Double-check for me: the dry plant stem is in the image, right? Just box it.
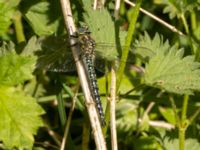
[110,65,118,150]
[60,87,79,150]
[93,0,98,9]
[59,0,106,150]
[138,119,175,130]
[139,102,155,127]
[93,0,105,9]
[47,128,61,146]
[114,0,121,19]
[144,102,155,115]
[34,141,59,149]
[124,0,184,36]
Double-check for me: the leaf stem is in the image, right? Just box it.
[169,95,190,150]
[60,84,79,150]
[13,11,26,43]
[179,95,189,150]
[181,95,189,122]
[189,107,200,123]
[180,14,189,34]
[179,127,185,150]
[57,91,67,128]
[116,0,142,91]
[169,95,180,126]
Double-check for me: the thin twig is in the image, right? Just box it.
[189,107,200,125]
[110,62,118,150]
[114,0,121,19]
[169,95,180,126]
[35,141,59,149]
[124,0,184,36]
[60,85,79,150]
[139,102,155,127]
[144,102,155,116]
[138,119,175,130]
[47,128,61,146]
[59,0,106,149]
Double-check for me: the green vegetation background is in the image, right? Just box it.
[0,0,200,149]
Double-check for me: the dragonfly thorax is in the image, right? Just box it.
[79,34,96,56]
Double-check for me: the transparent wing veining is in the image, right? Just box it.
[35,36,154,73]
[35,36,77,72]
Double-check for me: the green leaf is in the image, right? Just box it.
[134,136,163,150]
[116,100,138,133]
[21,36,41,56]
[82,0,126,61]
[0,86,44,149]
[162,0,198,19]
[0,41,15,56]
[21,0,63,36]
[136,32,200,95]
[133,32,170,61]
[145,47,200,95]
[0,0,21,36]
[164,138,200,150]
[0,52,36,86]
[158,106,176,125]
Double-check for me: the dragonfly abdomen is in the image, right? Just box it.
[85,55,106,126]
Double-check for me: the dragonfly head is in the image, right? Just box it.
[78,26,91,35]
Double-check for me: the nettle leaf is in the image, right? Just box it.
[164,138,200,150]
[0,41,15,56]
[0,86,44,149]
[162,0,198,19]
[0,0,21,36]
[21,0,63,36]
[138,33,200,95]
[0,52,36,86]
[82,0,126,61]
[21,36,41,56]
[133,32,170,61]
[116,100,138,133]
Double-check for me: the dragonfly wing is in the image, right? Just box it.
[36,49,76,72]
[35,36,77,72]
[95,43,119,61]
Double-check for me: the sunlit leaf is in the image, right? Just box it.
[0,41,15,56]
[164,138,200,150]
[158,107,176,125]
[162,0,198,19]
[133,32,170,61]
[0,0,21,36]
[136,32,200,95]
[116,100,138,133]
[0,86,44,149]
[145,46,200,95]
[0,52,36,86]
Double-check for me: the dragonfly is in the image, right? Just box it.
[36,27,116,126]
[35,27,150,126]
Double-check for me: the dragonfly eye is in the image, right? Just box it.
[78,26,91,35]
